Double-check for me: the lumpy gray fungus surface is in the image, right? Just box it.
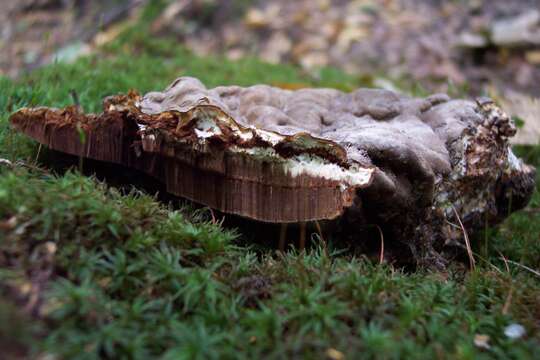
[140,77,535,267]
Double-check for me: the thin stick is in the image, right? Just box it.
[452,206,476,271]
[314,220,328,257]
[498,252,513,315]
[522,207,540,214]
[498,251,510,273]
[375,225,384,265]
[14,160,49,174]
[502,287,513,316]
[299,222,306,251]
[34,143,42,164]
[209,207,217,224]
[278,223,287,252]
[218,215,226,227]
[314,220,324,243]
[503,258,540,278]
[472,251,504,275]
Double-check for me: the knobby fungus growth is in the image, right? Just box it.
[10,77,535,268]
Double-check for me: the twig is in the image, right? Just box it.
[444,219,462,230]
[374,224,384,265]
[502,284,514,316]
[472,252,504,275]
[314,220,325,244]
[218,215,226,227]
[209,207,217,224]
[1,158,50,175]
[314,220,328,257]
[14,160,49,174]
[498,251,510,273]
[34,143,42,164]
[498,251,513,315]
[521,207,540,214]
[452,206,476,271]
[503,258,540,278]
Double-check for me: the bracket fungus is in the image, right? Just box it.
[10,77,535,267]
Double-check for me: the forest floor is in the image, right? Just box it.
[1,2,539,359]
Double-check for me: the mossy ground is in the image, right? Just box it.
[1,5,539,359]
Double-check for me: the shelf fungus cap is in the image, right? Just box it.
[9,76,535,263]
[10,78,379,223]
[134,80,377,222]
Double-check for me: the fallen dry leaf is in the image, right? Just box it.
[326,348,345,360]
[474,334,491,349]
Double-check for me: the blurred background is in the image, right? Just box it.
[2,0,539,142]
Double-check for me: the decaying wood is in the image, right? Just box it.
[10,77,535,267]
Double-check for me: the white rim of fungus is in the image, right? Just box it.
[284,153,373,187]
[194,116,222,139]
[137,110,373,189]
[231,146,373,188]
[252,127,283,145]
